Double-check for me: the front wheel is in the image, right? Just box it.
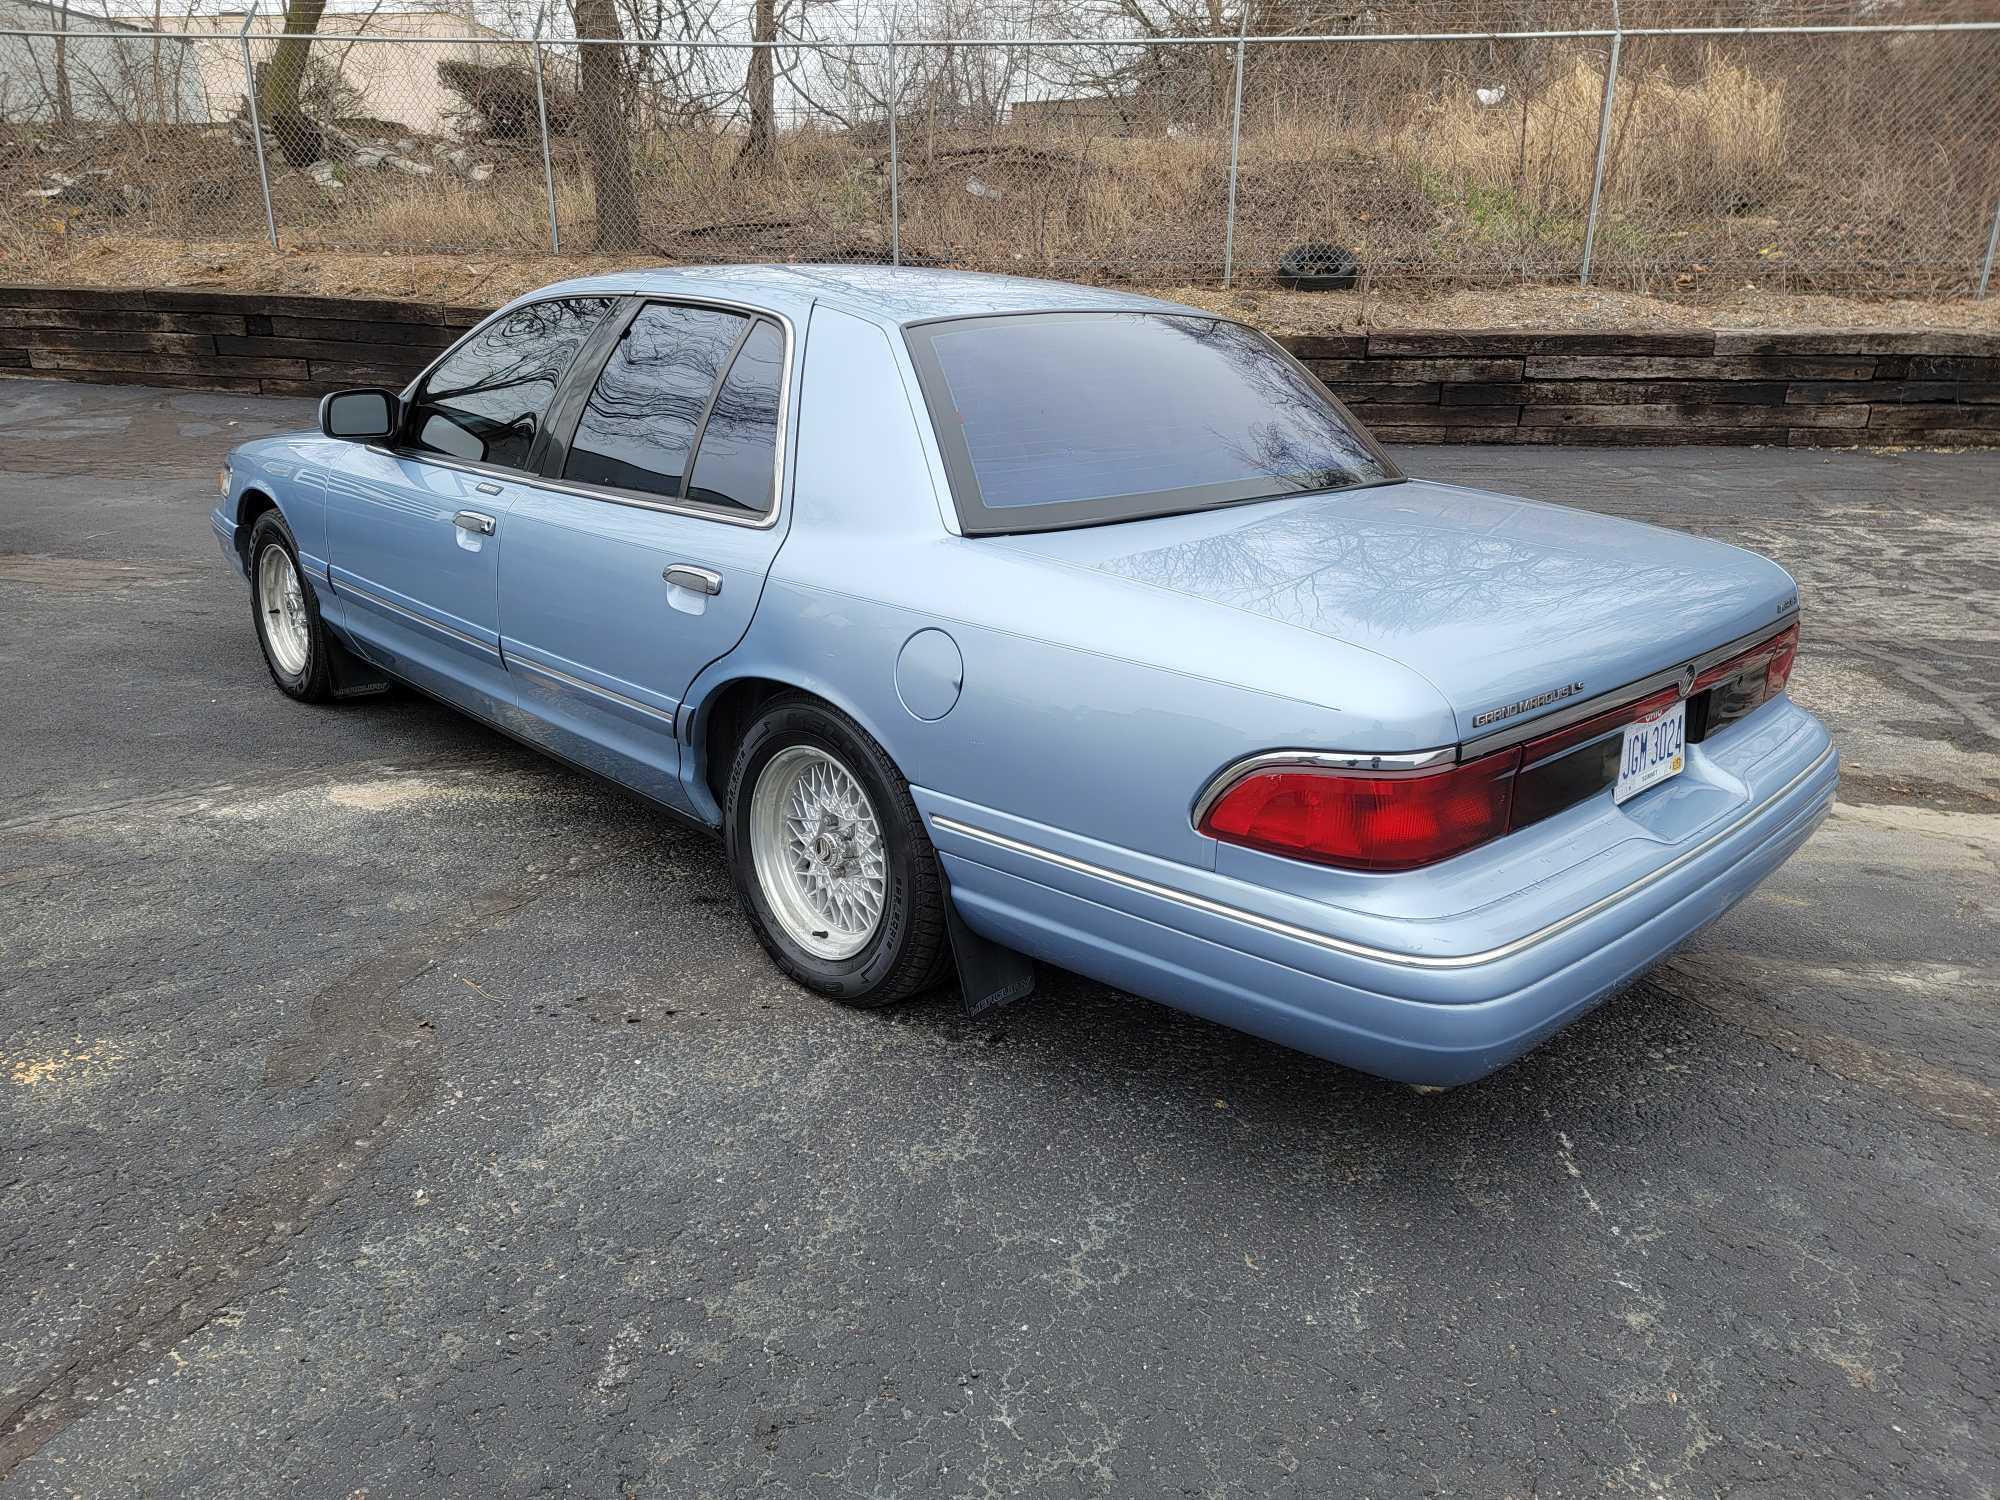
[725,695,950,1007]
[248,510,335,702]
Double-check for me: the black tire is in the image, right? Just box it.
[247,509,336,703]
[725,693,951,1007]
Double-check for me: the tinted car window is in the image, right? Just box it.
[905,312,1396,534]
[685,319,784,515]
[405,297,613,472]
[563,303,749,500]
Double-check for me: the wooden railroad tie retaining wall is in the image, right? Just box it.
[0,286,485,399]
[1287,328,2000,447]
[4,286,1996,448]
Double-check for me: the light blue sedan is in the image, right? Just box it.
[212,266,1836,1085]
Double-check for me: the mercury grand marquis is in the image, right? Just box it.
[212,266,1837,1085]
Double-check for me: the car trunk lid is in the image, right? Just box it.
[989,478,1800,743]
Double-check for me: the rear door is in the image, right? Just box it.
[319,295,615,718]
[496,299,794,810]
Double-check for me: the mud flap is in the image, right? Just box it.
[325,630,392,700]
[943,888,1036,1019]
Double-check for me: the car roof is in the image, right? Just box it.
[499,264,1208,329]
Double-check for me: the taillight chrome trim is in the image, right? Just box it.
[1190,612,1800,842]
[1190,745,1458,827]
[1457,613,1800,761]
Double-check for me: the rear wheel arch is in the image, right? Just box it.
[698,676,790,817]
[694,674,902,818]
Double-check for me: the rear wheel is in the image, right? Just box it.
[725,694,950,1006]
[248,510,335,702]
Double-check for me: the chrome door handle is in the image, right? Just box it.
[453,510,496,535]
[663,565,722,596]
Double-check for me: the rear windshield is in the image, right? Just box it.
[904,311,1397,534]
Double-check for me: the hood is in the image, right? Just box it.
[990,479,1798,742]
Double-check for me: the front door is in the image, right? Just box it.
[319,295,616,720]
[497,302,793,810]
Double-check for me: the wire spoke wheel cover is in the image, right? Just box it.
[749,745,888,960]
[257,543,310,677]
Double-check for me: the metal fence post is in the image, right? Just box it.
[530,13,560,255]
[1579,14,1622,285]
[1222,4,1250,288]
[1979,195,2000,298]
[238,6,278,250]
[887,35,901,268]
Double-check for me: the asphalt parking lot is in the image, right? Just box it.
[2,377,1996,1498]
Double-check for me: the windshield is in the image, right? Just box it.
[904,311,1398,534]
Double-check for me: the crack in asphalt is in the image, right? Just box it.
[0,846,637,1479]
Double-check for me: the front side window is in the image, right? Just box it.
[404,297,613,472]
[562,303,751,503]
[904,312,1397,534]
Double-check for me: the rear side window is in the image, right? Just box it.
[562,303,750,502]
[685,319,785,515]
[404,297,613,472]
[905,311,1396,534]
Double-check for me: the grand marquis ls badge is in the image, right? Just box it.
[1470,681,1587,729]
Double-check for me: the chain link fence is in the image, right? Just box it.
[4,4,1998,296]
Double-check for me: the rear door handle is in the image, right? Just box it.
[664,565,722,596]
[453,510,497,535]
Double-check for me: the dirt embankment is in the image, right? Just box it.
[8,235,2000,334]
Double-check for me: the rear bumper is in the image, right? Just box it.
[923,706,1837,1086]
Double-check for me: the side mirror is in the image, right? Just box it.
[319,387,399,442]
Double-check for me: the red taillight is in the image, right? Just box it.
[1764,627,1798,697]
[1199,753,1520,872]
[1202,622,1802,872]
[1693,622,1798,697]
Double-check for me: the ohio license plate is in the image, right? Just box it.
[1614,699,1687,805]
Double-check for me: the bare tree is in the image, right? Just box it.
[738,0,778,166]
[614,0,741,132]
[259,0,330,164]
[574,0,644,248]
[52,3,76,131]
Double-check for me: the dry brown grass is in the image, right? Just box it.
[1403,50,1786,219]
[312,173,591,255]
[9,232,2000,338]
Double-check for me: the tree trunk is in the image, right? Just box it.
[259,0,329,121]
[52,9,75,133]
[1206,0,1230,126]
[573,0,642,249]
[258,0,329,168]
[737,0,777,169]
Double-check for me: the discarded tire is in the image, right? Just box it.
[1277,242,1361,292]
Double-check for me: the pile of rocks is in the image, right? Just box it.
[20,167,141,214]
[229,117,498,191]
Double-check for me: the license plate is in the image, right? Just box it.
[1614,699,1687,805]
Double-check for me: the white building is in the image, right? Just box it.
[157,8,520,134]
[0,0,209,124]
